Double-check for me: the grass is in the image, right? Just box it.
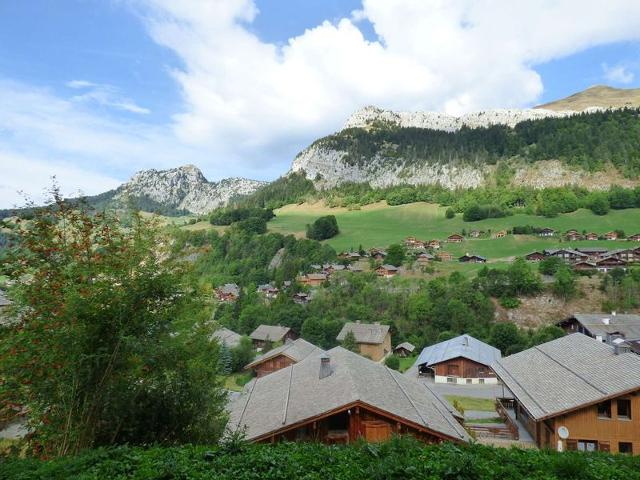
[223,372,253,392]
[466,417,504,424]
[269,201,640,264]
[398,356,417,373]
[445,395,497,412]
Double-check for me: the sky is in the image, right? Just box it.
[1,0,640,208]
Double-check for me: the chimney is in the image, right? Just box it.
[319,353,332,380]
[614,343,630,355]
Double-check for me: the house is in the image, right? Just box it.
[250,325,296,349]
[576,247,608,260]
[244,338,323,378]
[469,230,482,238]
[416,252,434,266]
[369,248,387,261]
[573,260,597,272]
[525,251,546,262]
[293,292,310,305]
[336,322,392,361]
[393,342,416,357]
[227,347,470,444]
[447,233,464,243]
[211,327,242,349]
[544,248,588,263]
[494,230,507,239]
[375,264,398,278]
[257,283,279,300]
[323,264,346,275]
[427,240,441,249]
[298,273,328,287]
[595,256,627,272]
[415,334,501,385]
[216,283,240,302]
[436,251,453,262]
[458,253,486,264]
[607,249,636,263]
[585,232,599,241]
[605,231,618,241]
[347,264,364,272]
[538,228,555,237]
[557,313,640,349]
[492,334,640,453]
[629,234,640,242]
[565,231,581,241]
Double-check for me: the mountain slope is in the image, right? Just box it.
[536,85,640,111]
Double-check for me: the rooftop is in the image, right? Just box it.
[415,334,501,368]
[250,325,292,342]
[565,313,640,340]
[337,322,390,345]
[211,327,242,349]
[245,338,324,370]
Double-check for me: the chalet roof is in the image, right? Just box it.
[447,233,463,239]
[245,338,324,370]
[395,342,416,353]
[459,254,486,261]
[417,253,435,259]
[250,325,292,342]
[257,283,278,292]
[378,264,398,271]
[227,347,469,442]
[416,334,501,368]
[540,227,555,232]
[218,283,240,296]
[544,248,587,257]
[492,334,640,421]
[576,247,608,254]
[211,327,242,348]
[0,290,11,307]
[564,313,640,340]
[305,273,327,281]
[337,322,390,345]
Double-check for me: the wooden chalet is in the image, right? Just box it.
[369,248,387,261]
[557,313,640,349]
[629,234,640,242]
[576,247,608,260]
[494,230,507,239]
[250,325,296,349]
[293,292,310,305]
[573,260,597,272]
[245,338,323,378]
[493,334,640,454]
[525,251,545,262]
[595,256,627,272]
[298,273,328,287]
[393,342,416,357]
[566,231,581,241]
[416,252,434,266]
[544,248,588,263]
[437,251,453,262]
[211,327,242,349]
[227,347,470,445]
[538,227,555,237]
[337,322,391,361]
[607,249,636,263]
[605,231,618,241]
[415,334,500,384]
[447,233,464,243]
[375,264,398,278]
[257,283,279,300]
[404,237,426,249]
[458,253,486,264]
[585,232,599,241]
[216,283,240,302]
[469,230,482,238]
[427,240,441,249]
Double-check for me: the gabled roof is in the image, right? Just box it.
[378,264,398,271]
[492,334,640,421]
[250,325,292,342]
[544,248,587,257]
[211,327,242,348]
[218,283,240,296]
[305,273,327,281]
[0,290,11,307]
[416,334,501,368]
[576,247,608,254]
[245,338,324,370]
[337,322,390,345]
[563,313,640,340]
[395,342,416,353]
[227,347,469,442]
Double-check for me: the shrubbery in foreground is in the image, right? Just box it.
[2,437,640,480]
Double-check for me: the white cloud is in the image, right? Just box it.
[602,63,635,84]
[66,79,151,114]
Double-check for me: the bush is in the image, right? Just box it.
[306,215,339,240]
[445,207,455,219]
[384,355,400,370]
[499,296,520,309]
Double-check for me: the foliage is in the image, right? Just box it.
[490,323,526,355]
[445,207,455,219]
[230,337,255,372]
[341,330,359,352]
[306,215,340,240]
[451,399,465,416]
[462,204,507,222]
[586,192,610,215]
[539,256,564,275]
[385,244,406,267]
[552,266,577,300]
[600,268,640,311]
[210,207,275,226]
[499,296,520,309]
[0,192,227,456]
[474,259,541,298]
[233,172,315,210]
[384,355,400,370]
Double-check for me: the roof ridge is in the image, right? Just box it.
[494,360,549,416]
[384,367,431,430]
[532,344,609,396]
[282,364,295,425]
[420,381,468,439]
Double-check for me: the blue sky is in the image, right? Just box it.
[1,0,640,207]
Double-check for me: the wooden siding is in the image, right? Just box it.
[358,332,392,362]
[432,357,496,379]
[252,354,296,378]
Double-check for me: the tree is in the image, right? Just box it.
[445,208,455,219]
[490,323,525,355]
[553,266,576,300]
[219,343,233,375]
[385,244,406,267]
[538,256,563,275]
[230,337,255,372]
[507,258,542,295]
[306,215,339,240]
[587,192,610,216]
[0,192,227,456]
[341,330,359,352]
[384,355,400,370]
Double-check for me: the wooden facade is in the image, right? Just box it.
[429,356,497,384]
[251,354,296,378]
[514,389,640,454]
[358,332,392,362]
[253,402,461,445]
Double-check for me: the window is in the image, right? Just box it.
[597,401,612,419]
[619,442,633,455]
[577,440,598,452]
[479,378,485,384]
[617,399,632,420]
[446,377,455,384]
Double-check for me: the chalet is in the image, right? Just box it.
[447,233,464,243]
[298,273,328,287]
[607,249,636,263]
[605,231,618,241]
[216,283,240,302]
[494,230,507,239]
[573,260,597,272]
[245,338,323,378]
[493,334,640,454]
[538,228,555,237]
[250,325,296,349]
[585,232,599,241]
[557,313,640,349]
[227,347,470,445]
[595,256,627,272]
[566,229,579,235]
[427,240,441,249]
[525,251,546,262]
[375,264,398,278]
[369,248,387,261]
[211,327,242,349]
[337,322,391,361]
[544,248,588,263]
[458,253,486,264]
[293,292,310,305]
[415,334,500,384]
[323,264,346,275]
[348,251,362,260]
[393,342,416,357]
[347,264,364,272]
[437,251,454,262]
[576,247,608,260]
[257,283,279,300]
[469,230,482,238]
[565,231,581,241]
[629,234,640,242]
[416,252,434,266]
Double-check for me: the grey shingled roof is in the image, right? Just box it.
[544,248,587,257]
[250,324,291,342]
[227,347,469,442]
[492,334,640,421]
[568,313,640,340]
[0,290,11,307]
[245,338,324,369]
[395,342,416,353]
[416,334,501,368]
[218,283,240,296]
[336,322,390,345]
[211,327,242,348]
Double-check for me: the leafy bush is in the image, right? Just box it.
[499,296,520,309]
[306,215,340,240]
[445,207,455,219]
[384,355,400,370]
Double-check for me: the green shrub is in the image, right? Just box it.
[384,355,400,370]
[499,296,520,309]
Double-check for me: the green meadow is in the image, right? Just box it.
[269,202,640,262]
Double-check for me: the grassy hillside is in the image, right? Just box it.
[536,85,640,111]
[269,201,640,261]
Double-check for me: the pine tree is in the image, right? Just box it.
[219,343,232,375]
[341,330,359,353]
